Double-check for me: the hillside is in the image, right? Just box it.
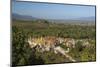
[12,19,96,66]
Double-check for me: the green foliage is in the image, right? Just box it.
[35,50,70,64]
[12,27,30,66]
[75,41,84,52]
[69,40,96,62]
[80,46,96,62]
[12,26,45,66]
[13,20,95,39]
[59,44,69,50]
[12,20,96,66]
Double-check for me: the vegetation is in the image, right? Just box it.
[12,19,96,66]
[69,40,96,62]
[13,20,95,39]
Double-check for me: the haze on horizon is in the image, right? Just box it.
[12,1,95,20]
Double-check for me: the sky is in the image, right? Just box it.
[12,1,95,20]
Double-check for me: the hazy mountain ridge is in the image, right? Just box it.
[12,13,38,21]
[12,13,95,25]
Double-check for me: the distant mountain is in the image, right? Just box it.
[77,16,95,21]
[12,13,38,21]
[12,13,95,25]
[48,16,95,24]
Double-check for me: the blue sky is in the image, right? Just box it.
[12,1,95,20]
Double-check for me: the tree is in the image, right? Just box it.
[12,27,32,66]
[12,26,45,66]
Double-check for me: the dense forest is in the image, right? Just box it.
[12,19,96,66]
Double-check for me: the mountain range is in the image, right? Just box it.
[12,13,95,23]
[12,13,37,21]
